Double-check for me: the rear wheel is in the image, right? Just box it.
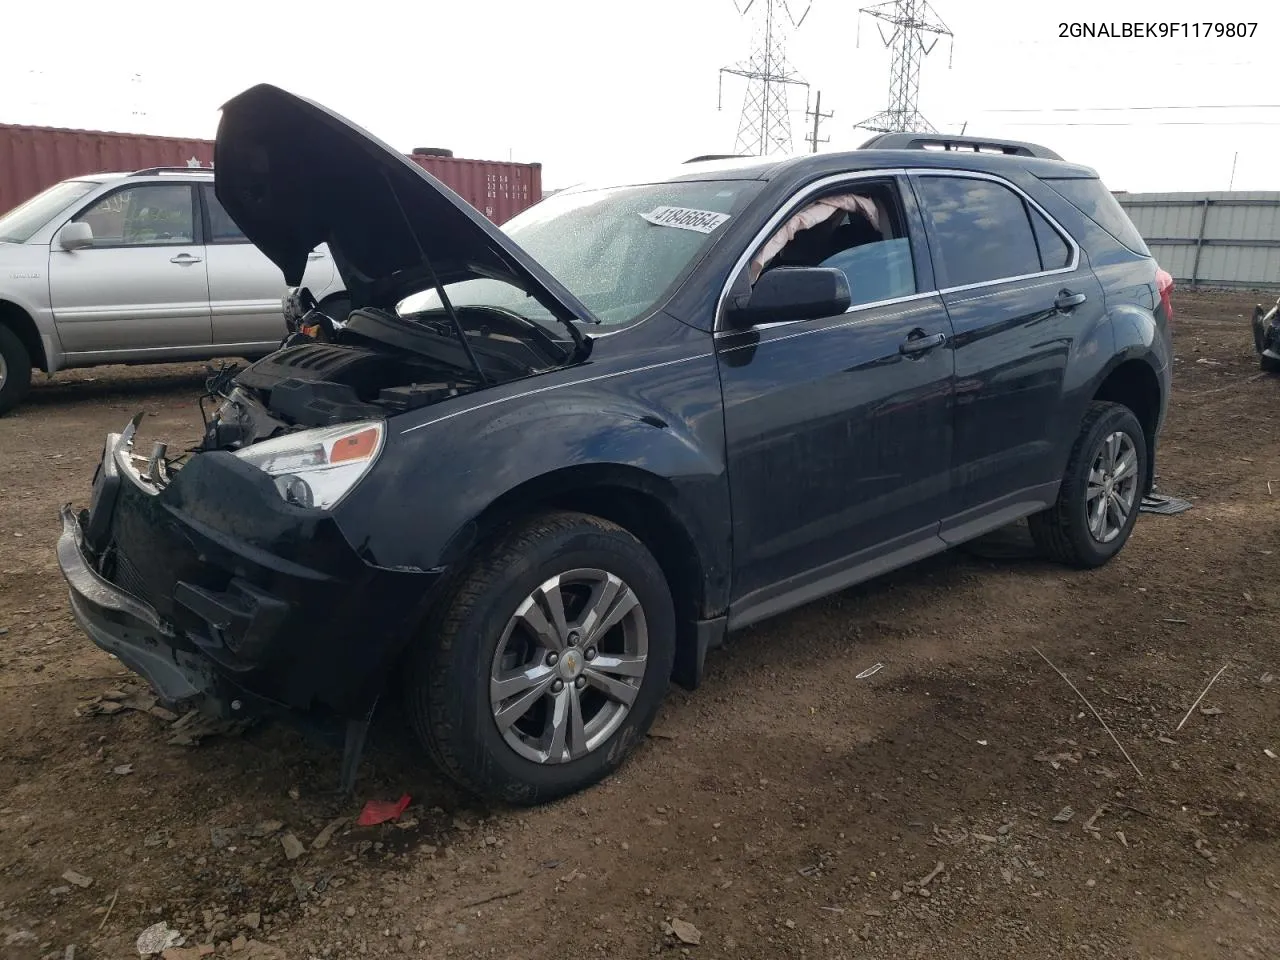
[404,511,676,805]
[1029,402,1147,568]
[0,325,33,416]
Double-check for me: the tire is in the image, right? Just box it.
[0,325,33,416]
[1029,402,1148,569]
[1252,308,1267,355]
[404,510,676,805]
[1261,353,1280,374]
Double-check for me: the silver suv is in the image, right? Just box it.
[0,167,348,414]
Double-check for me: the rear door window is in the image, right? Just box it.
[914,176,1044,288]
[202,186,247,243]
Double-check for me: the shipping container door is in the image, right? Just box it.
[49,182,212,354]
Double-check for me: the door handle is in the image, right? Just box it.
[308,251,325,260]
[170,253,203,265]
[899,330,947,356]
[1055,289,1087,310]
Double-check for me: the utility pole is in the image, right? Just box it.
[805,90,833,153]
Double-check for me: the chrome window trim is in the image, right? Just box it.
[717,301,938,353]
[712,165,1084,333]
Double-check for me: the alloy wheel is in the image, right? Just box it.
[489,568,649,764]
[1086,430,1139,543]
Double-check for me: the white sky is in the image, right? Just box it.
[2,0,1276,193]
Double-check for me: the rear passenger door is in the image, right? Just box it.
[909,172,1107,543]
[199,185,336,350]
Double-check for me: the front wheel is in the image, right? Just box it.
[404,511,676,805]
[1029,402,1148,568]
[0,325,33,416]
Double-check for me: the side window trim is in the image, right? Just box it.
[66,181,200,250]
[907,169,1081,295]
[713,167,936,333]
[198,183,250,245]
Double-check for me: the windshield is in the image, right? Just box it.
[398,179,763,328]
[0,180,98,243]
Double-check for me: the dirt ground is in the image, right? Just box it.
[1,289,1278,960]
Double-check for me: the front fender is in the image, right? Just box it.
[332,346,730,614]
[1,243,64,371]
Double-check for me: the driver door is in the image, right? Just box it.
[717,174,955,627]
[49,182,212,355]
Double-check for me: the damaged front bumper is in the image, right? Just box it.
[58,504,219,708]
[56,424,446,720]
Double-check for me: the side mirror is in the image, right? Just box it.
[58,221,94,251]
[724,266,851,328]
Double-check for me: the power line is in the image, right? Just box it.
[997,119,1280,127]
[981,103,1280,114]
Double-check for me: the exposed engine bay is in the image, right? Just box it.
[199,296,581,452]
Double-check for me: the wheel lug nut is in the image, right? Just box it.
[584,647,597,661]
[574,677,586,689]
[567,632,580,647]
[551,679,564,693]
[547,652,559,666]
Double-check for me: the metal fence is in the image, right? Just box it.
[1114,191,1280,290]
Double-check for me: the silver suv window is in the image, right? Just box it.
[0,179,97,243]
[202,186,248,244]
[74,184,196,247]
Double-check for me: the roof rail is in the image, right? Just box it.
[858,133,1062,161]
[129,165,213,176]
[683,154,746,164]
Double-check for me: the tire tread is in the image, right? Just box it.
[404,510,658,804]
[1029,401,1144,568]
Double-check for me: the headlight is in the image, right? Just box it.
[234,420,384,510]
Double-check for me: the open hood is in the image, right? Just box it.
[214,84,593,351]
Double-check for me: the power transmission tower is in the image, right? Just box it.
[855,0,953,133]
[719,0,812,156]
[805,90,833,153]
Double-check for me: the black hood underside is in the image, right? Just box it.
[213,83,592,354]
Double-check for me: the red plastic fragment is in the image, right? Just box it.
[357,793,412,826]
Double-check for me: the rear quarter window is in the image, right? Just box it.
[1042,178,1150,257]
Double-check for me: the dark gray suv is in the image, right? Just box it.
[58,86,1173,805]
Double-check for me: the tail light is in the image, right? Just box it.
[1156,267,1175,322]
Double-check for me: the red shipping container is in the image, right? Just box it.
[0,123,541,225]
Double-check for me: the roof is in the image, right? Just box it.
[557,145,1097,197]
[68,168,216,183]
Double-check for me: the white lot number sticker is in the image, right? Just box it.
[642,206,731,234]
